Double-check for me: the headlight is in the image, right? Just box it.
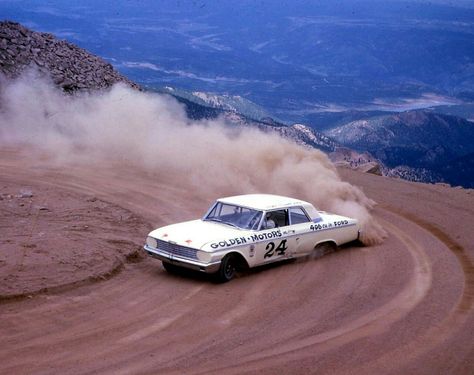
[146,236,157,248]
[196,250,212,263]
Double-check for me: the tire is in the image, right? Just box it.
[215,254,237,283]
[311,242,337,259]
[162,261,181,274]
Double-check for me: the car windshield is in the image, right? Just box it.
[204,202,262,230]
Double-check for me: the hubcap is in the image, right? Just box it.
[225,260,234,278]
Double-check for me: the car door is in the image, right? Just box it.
[287,206,314,257]
[253,209,297,264]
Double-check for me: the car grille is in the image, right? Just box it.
[156,239,198,260]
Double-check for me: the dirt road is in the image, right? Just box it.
[1,148,473,374]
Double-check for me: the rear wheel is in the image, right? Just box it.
[215,254,237,283]
[311,242,337,259]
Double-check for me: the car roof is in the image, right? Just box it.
[217,194,311,211]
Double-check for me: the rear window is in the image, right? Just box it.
[289,207,310,224]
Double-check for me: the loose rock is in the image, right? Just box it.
[0,21,140,93]
[19,189,33,198]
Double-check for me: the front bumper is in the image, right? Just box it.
[143,244,221,274]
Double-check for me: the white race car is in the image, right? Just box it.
[144,194,360,282]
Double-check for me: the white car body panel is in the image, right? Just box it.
[144,194,360,275]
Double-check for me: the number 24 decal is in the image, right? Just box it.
[264,239,288,258]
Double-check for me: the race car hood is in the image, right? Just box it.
[148,219,249,252]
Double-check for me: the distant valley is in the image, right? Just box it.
[2,0,473,124]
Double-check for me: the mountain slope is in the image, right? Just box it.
[326,110,474,187]
[441,151,474,188]
[156,86,278,123]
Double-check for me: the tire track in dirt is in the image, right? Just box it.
[394,209,474,314]
[353,207,474,374]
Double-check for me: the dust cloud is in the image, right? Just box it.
[0,73,386,244]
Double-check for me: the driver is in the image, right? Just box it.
[264,213,276,229]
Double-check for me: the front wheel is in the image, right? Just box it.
[162,261,181,274]
[215,254,237,283]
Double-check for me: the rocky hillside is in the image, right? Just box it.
[218,111,338,153]
[0,21,138,92]
[157,86,277,123]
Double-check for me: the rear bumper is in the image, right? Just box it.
[143,244,221,273]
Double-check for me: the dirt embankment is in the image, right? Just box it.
[0,155,151,300]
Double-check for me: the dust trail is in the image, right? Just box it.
[0,73,386,244]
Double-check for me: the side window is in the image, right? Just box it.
[263,209,289,229]
[289,207,310,224]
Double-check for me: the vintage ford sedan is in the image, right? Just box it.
[144,194,360,282]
